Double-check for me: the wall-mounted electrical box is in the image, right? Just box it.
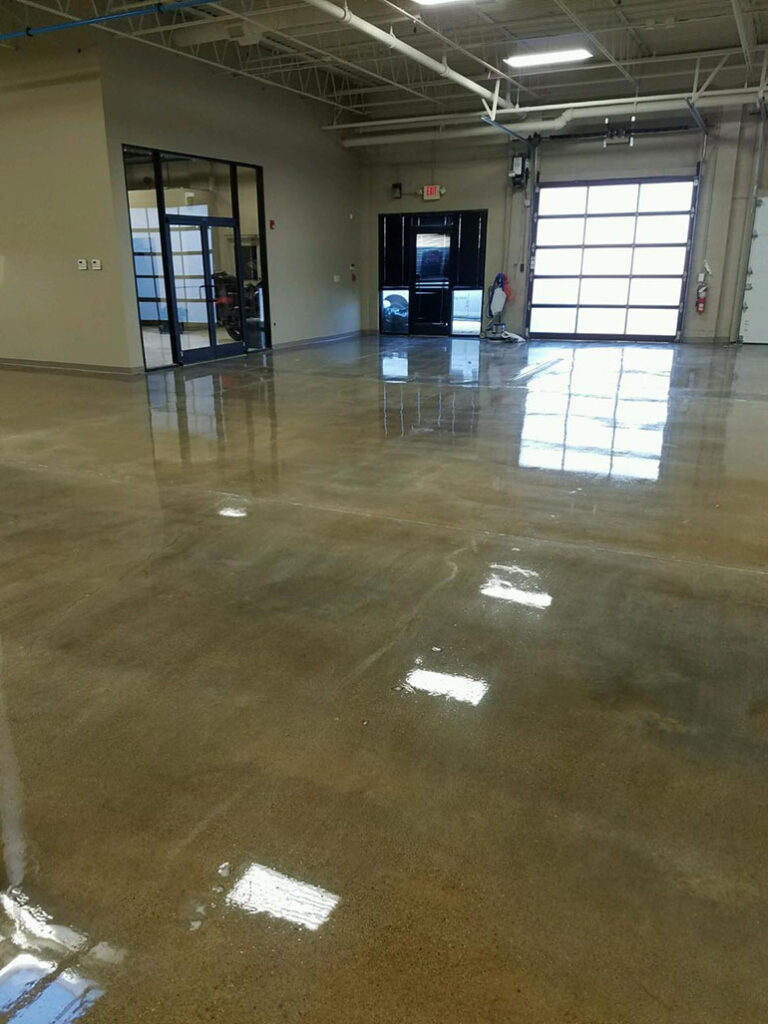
[509,154,529,189]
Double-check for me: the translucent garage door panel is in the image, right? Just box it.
[629,277,683,307]
[638,181,694,213]
[173,253,204,276]
[529,178,694,339]
[529,307,577,334]
[582,248,633,276]
[587,183,639,214]
[536,218,586,246]
[584,216,636,245]
[576,307,627,335]
[632,247,687,276]
[626,307,679,336]
[538,187,588,216]
[579,278,629,306]
[532,278,580,305]
[635,214,690,244]
[534,248,583,275]
[134,254,163,275]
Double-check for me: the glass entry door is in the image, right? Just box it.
[411,230,452,335]
[165,215,246,363]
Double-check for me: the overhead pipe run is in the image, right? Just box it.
[340,88,765,147]
[299,0,515,111]
[325,74,768,134]
[0,0,213,43]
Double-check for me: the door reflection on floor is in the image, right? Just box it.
[380,338,481,439]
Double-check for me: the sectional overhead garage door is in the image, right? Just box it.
[527,177,698,341]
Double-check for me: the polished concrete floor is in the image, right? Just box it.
[1,336,768,1022]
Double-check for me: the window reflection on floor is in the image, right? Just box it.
[519,345,673,481]
[147,373,218,447]
[0,954,102,1023]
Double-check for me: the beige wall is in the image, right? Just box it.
[0,49,138,370]
[359,114,757,343]
[99,38,361,355]
[0,36,362,370]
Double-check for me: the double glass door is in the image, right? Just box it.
[165,215,246,364]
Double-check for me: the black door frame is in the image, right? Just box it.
[379,210,487,337]
[123,145,272,371]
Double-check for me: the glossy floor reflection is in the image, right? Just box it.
[1,336,768,1022]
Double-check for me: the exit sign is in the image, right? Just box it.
[422,184,441,201]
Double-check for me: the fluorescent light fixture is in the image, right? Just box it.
[227,863,339,931]
[219,507,247,518]
[412,0,468,6]
[505,48,591,69]
[404,668,488,706]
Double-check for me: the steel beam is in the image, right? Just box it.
[549,0,636,85]
[731,0,757,69]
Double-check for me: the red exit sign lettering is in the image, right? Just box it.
[422,184,441,201]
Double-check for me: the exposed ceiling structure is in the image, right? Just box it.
[3,0,768,144]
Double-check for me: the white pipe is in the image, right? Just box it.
[327,85,762,133]
[299,0,514,110]
[341,89,763,147]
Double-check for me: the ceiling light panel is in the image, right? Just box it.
[505,48,592,69]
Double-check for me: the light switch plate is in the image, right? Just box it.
[77,259,88,271]
[90,259,103,271]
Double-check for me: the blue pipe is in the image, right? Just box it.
[0,0,212,43]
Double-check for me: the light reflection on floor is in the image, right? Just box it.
[481,563,553,609]
[226,863,340,931]
[404,668,488,706]
[519,345,674,481]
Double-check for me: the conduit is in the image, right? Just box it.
[299,0,515,110]
[0,0,214,44]
[340,88,764,147]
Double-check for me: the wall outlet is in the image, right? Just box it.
[333,274,341,283]
[76,259,88,271]
[90,258,103,271]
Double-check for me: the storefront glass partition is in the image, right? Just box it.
[123,146,270,370]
